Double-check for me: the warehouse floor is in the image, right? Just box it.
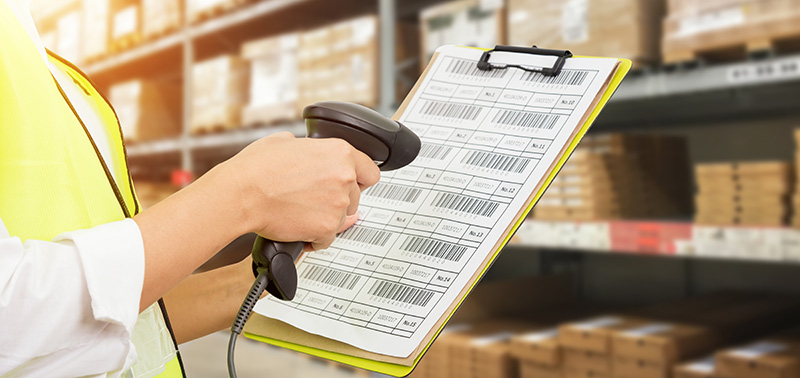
[180,331,379,378]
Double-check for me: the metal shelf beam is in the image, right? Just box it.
[612,55,800,101]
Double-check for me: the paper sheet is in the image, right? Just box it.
[254,45,618,358]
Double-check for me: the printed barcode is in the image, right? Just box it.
[493,110,560,130]
[461,150,531,173]
[445,58,508,79]
[301,265,362,290]
[421,100,482,121]
[400,236,467,262]
[338,226,392,247]
[522,70,589,86]
[365,183,423,203]
[432,192,500,217]
[367,280,435,307]
[419,143,454,160]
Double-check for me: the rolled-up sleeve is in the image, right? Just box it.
[0,217,145,377]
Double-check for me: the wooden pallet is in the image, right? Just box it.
[143,24,180,42]
[190,124,233,135]
[109,33,143,54]
[189,0,252,24]
[663,13,800,64]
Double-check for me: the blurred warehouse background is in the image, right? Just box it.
[30,0,800,377]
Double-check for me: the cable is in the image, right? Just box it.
[228,271,270,378]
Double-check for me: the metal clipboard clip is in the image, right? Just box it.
[476,45,573,77]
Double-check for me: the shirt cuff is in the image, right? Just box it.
[54,218,145,335]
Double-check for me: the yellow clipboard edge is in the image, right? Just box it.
[245,55,633,377]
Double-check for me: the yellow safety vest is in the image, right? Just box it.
[0,3,184,378]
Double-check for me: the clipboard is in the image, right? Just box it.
[244,44,632,377]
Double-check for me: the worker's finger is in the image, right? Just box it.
[338,212,359,234]
[270,131,295,139]
[352,149,381,188]
[310,233,336,252]
[346,183,361,218]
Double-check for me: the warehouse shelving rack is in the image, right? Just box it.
[74,0,800,289]
[28,1,800,375]
[78,0,410,176]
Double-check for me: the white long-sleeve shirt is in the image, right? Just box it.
[0,1,147,377]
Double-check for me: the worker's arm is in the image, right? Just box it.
[0,218,145,376]
[133,132,380,312]
[158,255,254,344]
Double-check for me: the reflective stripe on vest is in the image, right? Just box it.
[0,3,184,377]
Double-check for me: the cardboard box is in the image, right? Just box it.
[508,0,664,68]
[190,55,249,133]
[559,316,648,354]
[563,366,611,378]
[663,0,800,63]
[511,328,562,366]
[111,4,139,41]
[110,79,182,142]
[612,321,721,366]
[142,0,181,39]
[519,360,562,378]
[419,0,506,68]
[674,357,716,378]
[563,348,612,374]
[716,339,800,378]
[187,0,230,23]
[81,0,109,60]
[241,33,300,126]
[56,11,82,64]
[614,356,669,378]
[296,16,380,113]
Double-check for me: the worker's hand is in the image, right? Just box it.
[222,132,380,251]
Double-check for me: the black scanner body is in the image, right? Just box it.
[251,101,421,301]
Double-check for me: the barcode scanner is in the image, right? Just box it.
[228,101,421,378]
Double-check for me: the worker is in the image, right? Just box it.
[0,0,380,377]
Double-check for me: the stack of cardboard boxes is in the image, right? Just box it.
[694,161,792,226]
[109,79,182,142]
[81,0,109,62]
[110,0,141,51]
[141,0,182,39]
[507,0,665,67]
[662,0,800,63]
[190,54,250,133]
[534,133,692,221]
[411,291,800,378]
[296,16,380,114]
[241,33,300,126]
[419,0,506,68]
[241,15,418,126]
[676,327,800,378]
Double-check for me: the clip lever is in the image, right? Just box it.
[477,45,573,77]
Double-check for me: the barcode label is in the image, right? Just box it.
[421,100,482,120]
[338,226,392,247]
[301,265,362,290]
[365,183,423,203]
[432,192,500,217]
[445,58,508,79]
[400,236,468,262]
[493,110,560,130]
[461,150,531,173]
[419,143,454,160]
[522,70,589,86]
[367,280,435,307]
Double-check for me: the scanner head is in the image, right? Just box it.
[303,101,421,171]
